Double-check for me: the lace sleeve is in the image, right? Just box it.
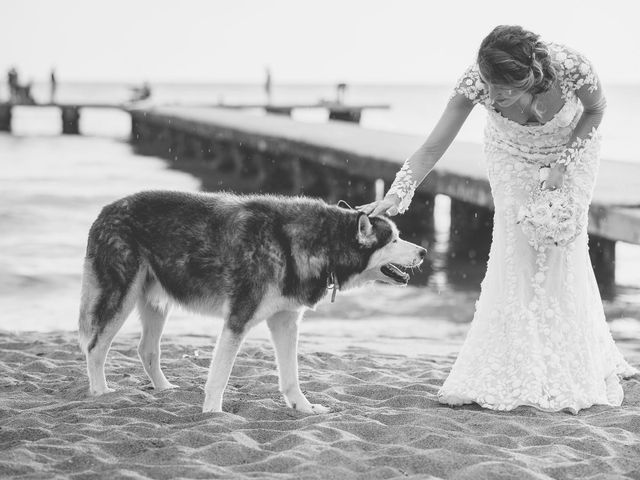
[551,44,599,96]
[386,90,476,214]
[451,64,490,106]
[551,44,605,172]
[556,127,598,172]
[386,160,419,213]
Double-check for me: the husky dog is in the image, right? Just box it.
[78,191,426,413]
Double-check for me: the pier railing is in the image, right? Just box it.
[129,106,640,295]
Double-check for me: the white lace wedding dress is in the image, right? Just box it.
[388,44,637,413]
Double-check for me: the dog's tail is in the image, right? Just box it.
[78,256,144,355]
[78,258,99,355]
[79,199,146,355]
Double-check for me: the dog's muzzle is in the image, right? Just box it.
[380,263,411,284]
[380,248,426,285]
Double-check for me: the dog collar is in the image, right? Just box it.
[327,271,338,303]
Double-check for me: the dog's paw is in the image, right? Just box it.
[202,402,223,413]
[202,406,222,413]
[293,402,330,414]
[155,382,179,391]
[89,387,115,396]
[309,404,330,414]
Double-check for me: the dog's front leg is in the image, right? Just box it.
[202,326,246,413]
[267,310,329,414]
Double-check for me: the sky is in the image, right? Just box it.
[3,0,639,85]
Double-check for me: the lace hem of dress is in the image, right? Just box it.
[386,160,418,214]
[437,359,637,414]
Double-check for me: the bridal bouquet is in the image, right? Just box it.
[516,186,585,250]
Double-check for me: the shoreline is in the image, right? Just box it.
[3,281,640,357]
[2,330,640,479]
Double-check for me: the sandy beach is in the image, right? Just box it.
[3,2,640,477]
[1,325,640,480]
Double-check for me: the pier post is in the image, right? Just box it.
[199,141,234,172]
[172,131,191,161]
[328,108,362,124]
[229,143,246,174]
[344,176,375,206]
[449,198,493,265]
[323,168,349,204]
[156,126,173,159]
[588,235,616,298]
[61,106,80,134]
[397,193,436,245]
[265,106,293,117]
[131,113,144,143]
[212,142,236,172]
[288,157,304,194]
[188,136,206,161]
[0,104,11,132]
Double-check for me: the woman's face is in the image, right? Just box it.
[479,71,527,108]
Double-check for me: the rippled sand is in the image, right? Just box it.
[1,330,640,479]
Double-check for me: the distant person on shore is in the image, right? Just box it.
[336,82,347,104]
[358,25,637,413]
[264,67,272,104]
[23,80,35,104]
[7,67,18,103]
[6,67,35,105]
[130,81,151,102]
[50,68,57,104]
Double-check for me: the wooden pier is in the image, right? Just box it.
[0,100,388,134]
[128,106,640,296]
[0,102,126,134]
[220,100,389,124]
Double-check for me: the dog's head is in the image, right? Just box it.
[340,212,427,290]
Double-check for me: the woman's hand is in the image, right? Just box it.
[356,194,401,217]
[541,164,565,190]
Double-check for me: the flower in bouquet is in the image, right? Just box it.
[516,187,584,250]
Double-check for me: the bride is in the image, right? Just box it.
[358,25,637,413]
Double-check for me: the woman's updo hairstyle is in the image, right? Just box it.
[477,25,556,95]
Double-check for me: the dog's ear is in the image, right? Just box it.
[357,213,373,243]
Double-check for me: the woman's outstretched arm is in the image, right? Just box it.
[358,93,475,216]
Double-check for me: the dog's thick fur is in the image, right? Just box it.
[78,191,426,413]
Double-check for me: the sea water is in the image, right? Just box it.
[1,82,639,338]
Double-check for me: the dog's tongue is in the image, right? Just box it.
[381,264,409,284]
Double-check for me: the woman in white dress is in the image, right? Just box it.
[358,25,637,413]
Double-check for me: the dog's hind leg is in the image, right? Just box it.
[267,310,329,414]
[202,325,247,413]
[137,298,177,391]
[79,262,143,396]
[85,299,139,395]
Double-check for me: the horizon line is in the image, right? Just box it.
[7,79,640,87]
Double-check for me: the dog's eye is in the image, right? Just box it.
[392,239,398,243]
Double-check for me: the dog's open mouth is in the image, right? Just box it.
[380,263,410,284]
